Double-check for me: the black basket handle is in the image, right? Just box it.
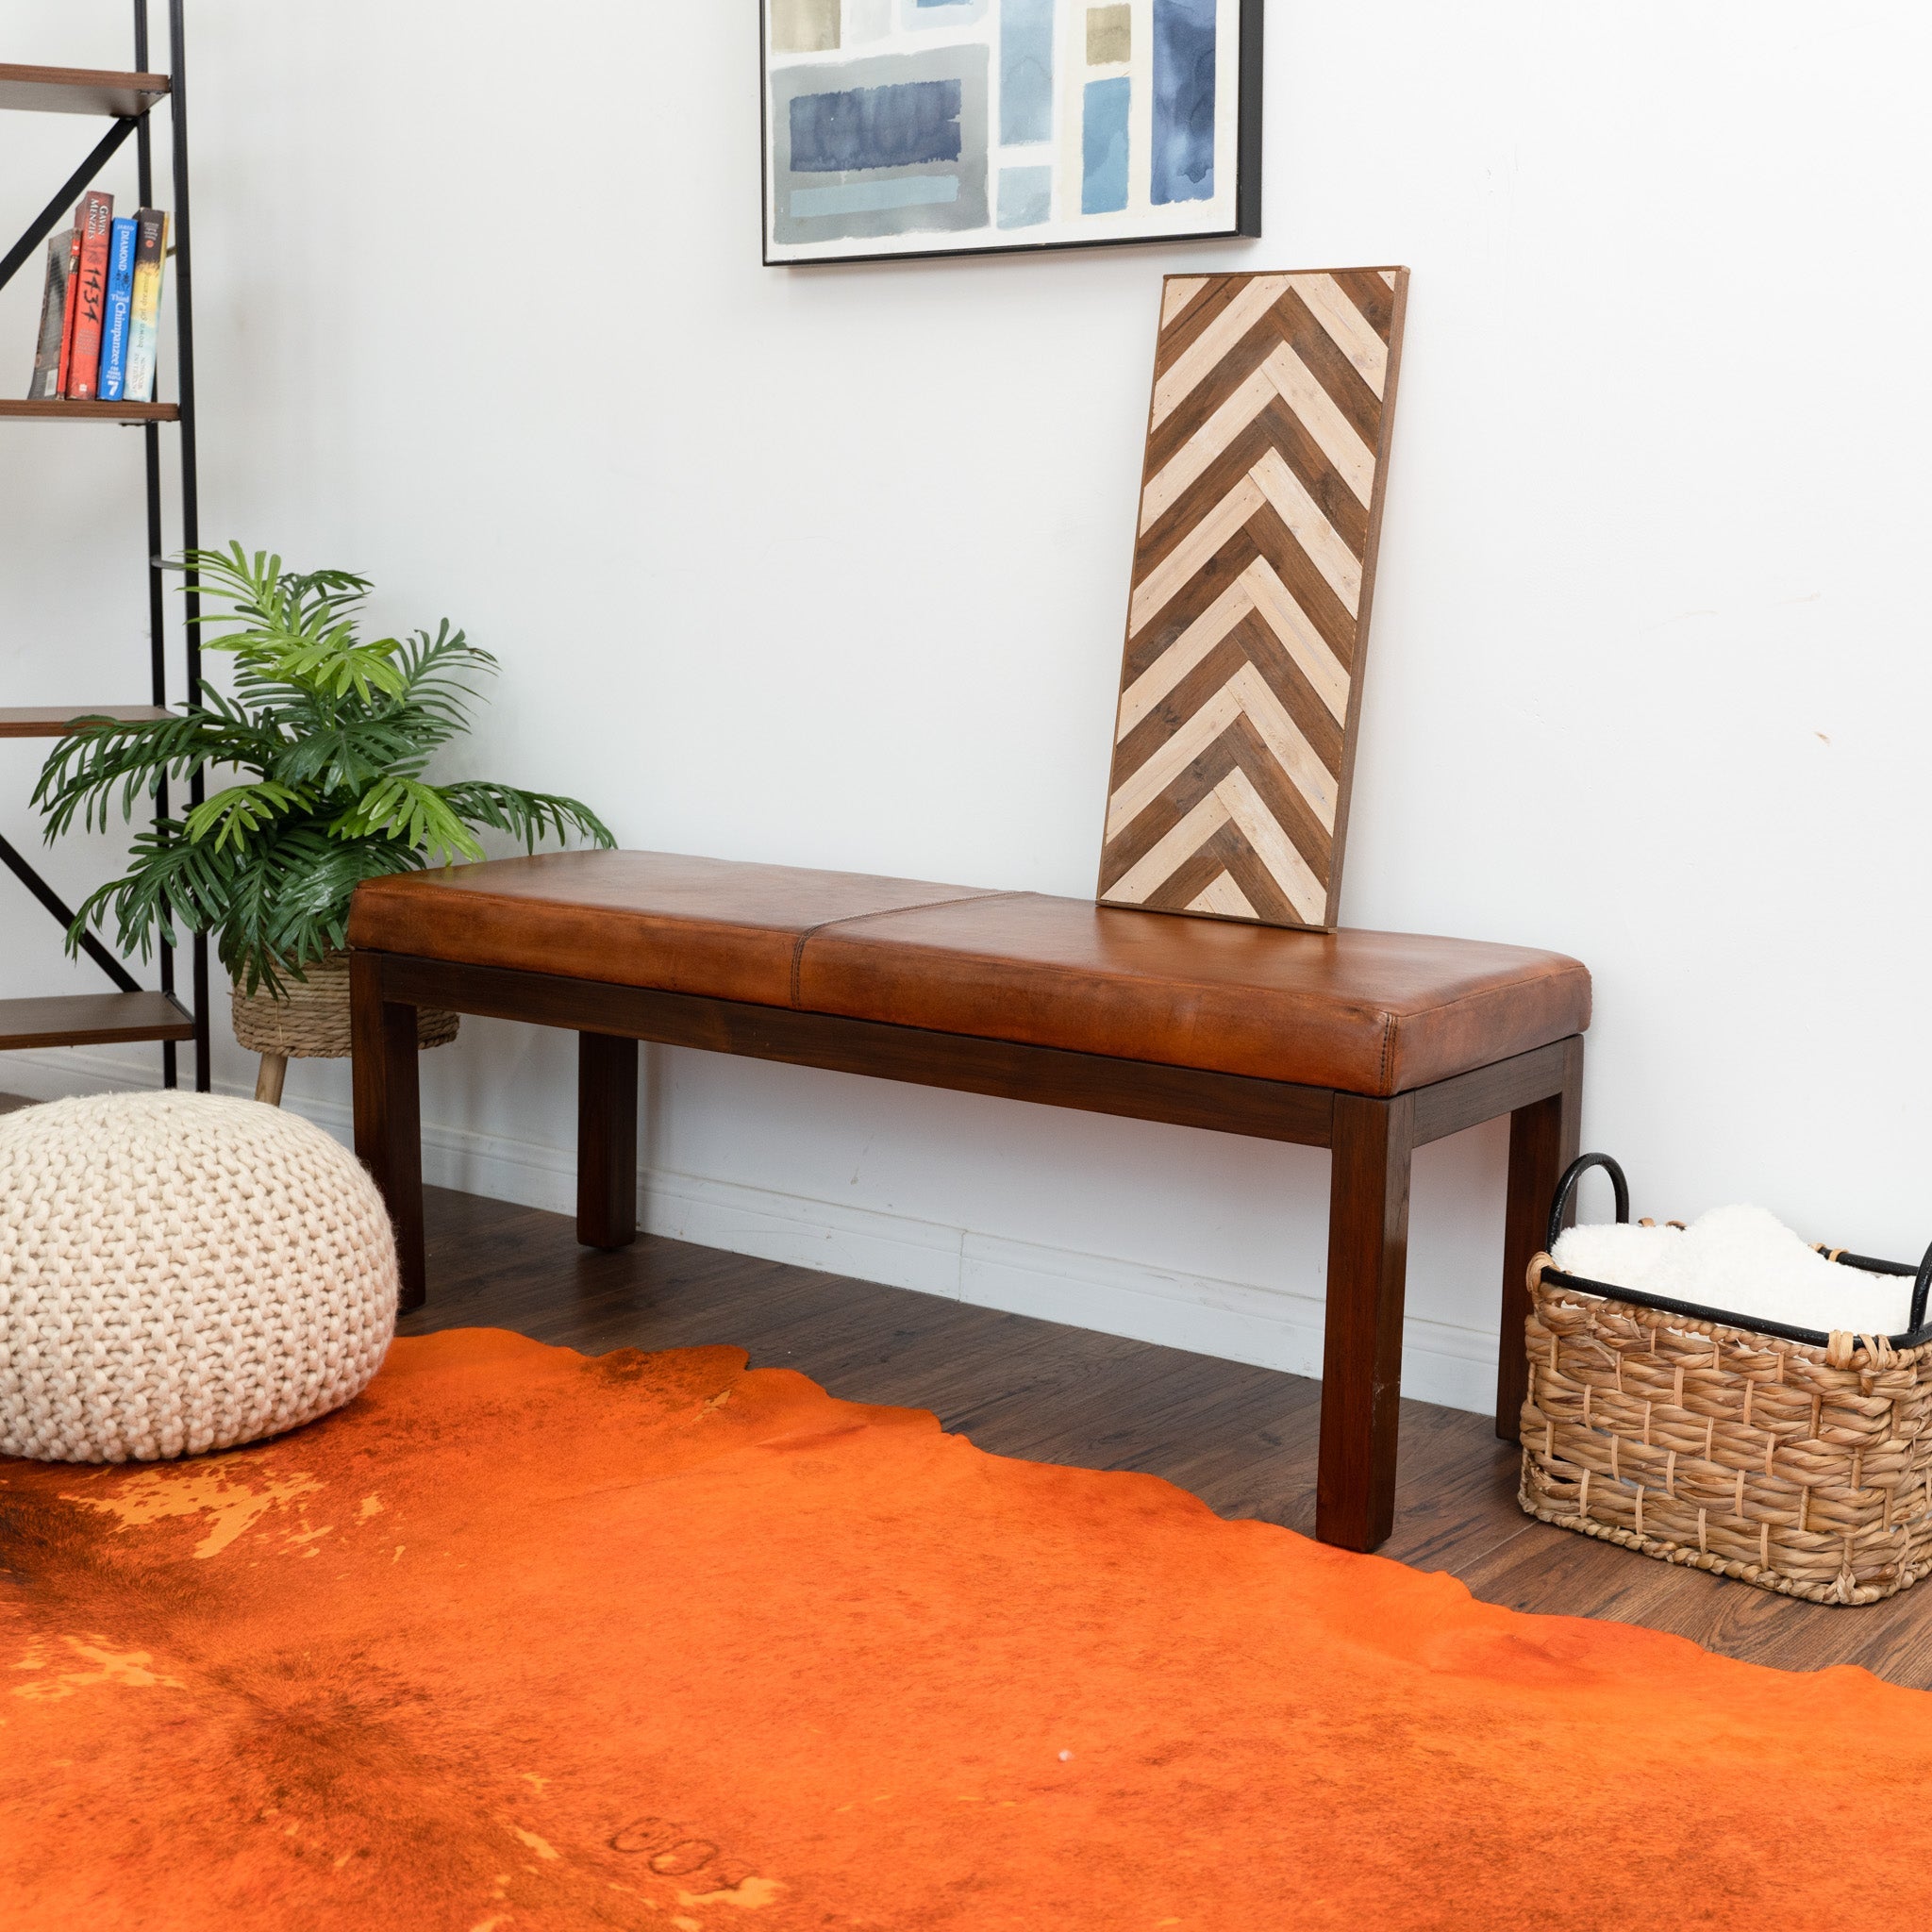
[1547,1152,1630,1253]
[1542,1161,1932,1337]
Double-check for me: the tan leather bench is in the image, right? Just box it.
[347,850,1590,1552]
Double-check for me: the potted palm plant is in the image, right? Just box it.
[35,543,613,1100]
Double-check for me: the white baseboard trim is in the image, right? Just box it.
[1,1045,1503,1414]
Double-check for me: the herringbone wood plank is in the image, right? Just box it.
[1100,268,1409,931]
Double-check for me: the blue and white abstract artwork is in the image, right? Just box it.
[763,0,1257,262]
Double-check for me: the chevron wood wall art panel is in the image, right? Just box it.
[1098,267,1409,931]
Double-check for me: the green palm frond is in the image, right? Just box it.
[183,543,373,641]
[269,623,408,704]
[42,544,611,997]
[270,713,425,796]
[250,831,429,987]
[32,701,279,836]
[67,818,239,963]
[393,621,492,732]
[183,778,312,852]
[440,781,616,854]
[332,775,485,864]
[216,824,425,992]
[181,542,405,703]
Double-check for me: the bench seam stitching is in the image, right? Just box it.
[788,891,1030,1008]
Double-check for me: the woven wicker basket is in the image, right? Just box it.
[231,950,458,1059]
[1520,1155,1932,1606]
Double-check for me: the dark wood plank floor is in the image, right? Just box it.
[8,1074,1921,1687]
[403,1184,1932,1689]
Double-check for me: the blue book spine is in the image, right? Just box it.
[96,217,139,403]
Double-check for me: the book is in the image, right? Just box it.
[56,226,81,395]
[28,230,75,399]
[122,209,169,405]
[96,217,140,403]
[66,192,114,403]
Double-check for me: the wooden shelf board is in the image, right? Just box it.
[0,991,194,1054]
[0,706,169,739]
[0,399,177,425]
[0,62,170,118]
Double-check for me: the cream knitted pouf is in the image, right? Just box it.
[0,1092,397,1463]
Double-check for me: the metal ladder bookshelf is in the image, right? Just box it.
[0,0,208,1088]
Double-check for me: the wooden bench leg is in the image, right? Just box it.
[1495,1035,1584,1441]
[351,951,426,1313]
[576,1032,639,1251]
[1317,1091,1416,1553]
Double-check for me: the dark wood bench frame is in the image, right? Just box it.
[350,948,1582,1554]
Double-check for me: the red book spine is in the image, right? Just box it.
[66,192,115,403]
[56,226,82,397]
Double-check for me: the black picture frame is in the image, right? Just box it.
[760,0,1263,268]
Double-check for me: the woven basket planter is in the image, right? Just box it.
[231,950,458,1059]
[1520,1155,1932,1606]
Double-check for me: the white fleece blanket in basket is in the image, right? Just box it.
[1551,1204,1914,1338]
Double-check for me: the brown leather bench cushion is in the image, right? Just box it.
[348,851,1590,1096]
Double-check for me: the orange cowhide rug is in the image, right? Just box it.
[5,1328,1931,1931]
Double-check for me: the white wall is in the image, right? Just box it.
[5,3,1930,1412]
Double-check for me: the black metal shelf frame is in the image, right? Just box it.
[0,0,208,1089]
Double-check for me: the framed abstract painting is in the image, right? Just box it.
[761,1,1263,265]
